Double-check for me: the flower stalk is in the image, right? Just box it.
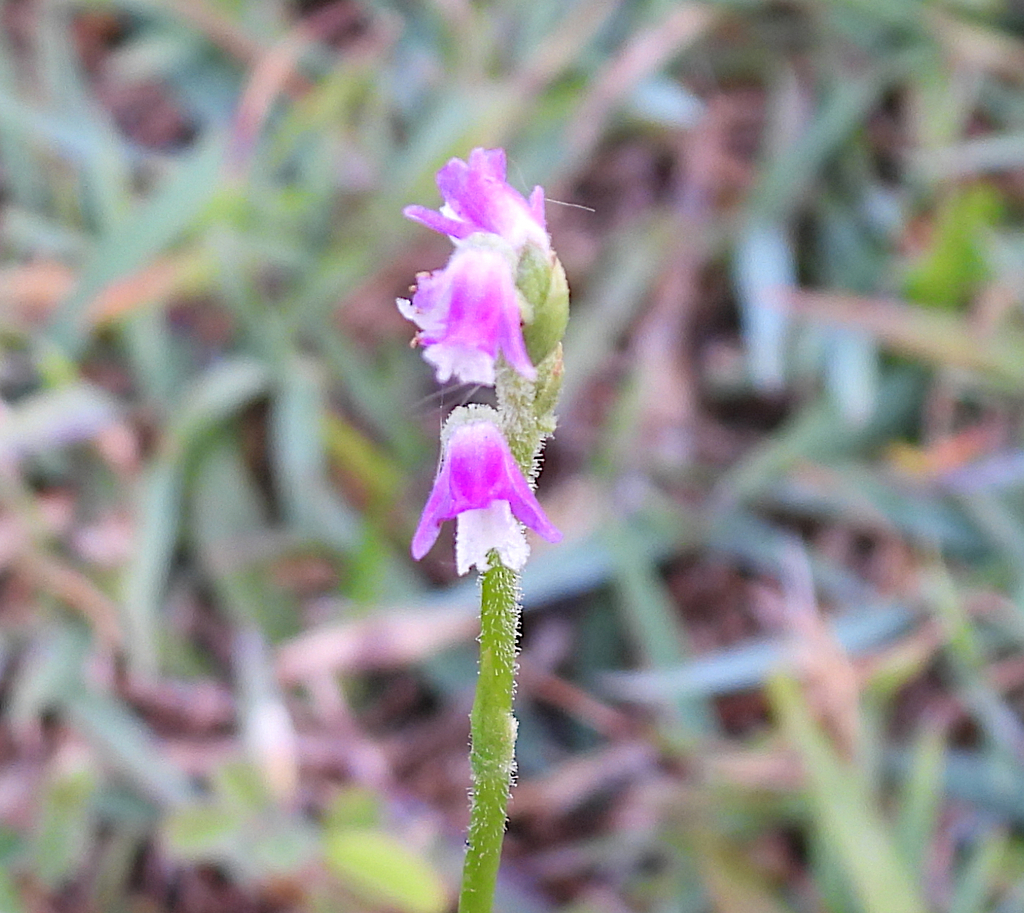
[400,148,568,913]
[461,559,520,913]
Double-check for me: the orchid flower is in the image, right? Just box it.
[403,147,549,253]
[411,417,561,575]
[398,241,535,386]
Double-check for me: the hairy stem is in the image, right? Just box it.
[458,559,520,913]
[459,352,560,913]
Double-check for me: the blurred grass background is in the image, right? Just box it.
[4,0,1024,911]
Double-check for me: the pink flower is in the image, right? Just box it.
[398,243,535,386]
[403,148,549,253]
[412,419,561,574]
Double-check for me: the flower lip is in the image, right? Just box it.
[411,419,561,567]
[403,147,549,253]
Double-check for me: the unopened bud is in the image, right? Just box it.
[518,246,569,366]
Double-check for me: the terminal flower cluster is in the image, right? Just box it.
[400,148,562,574]
[400,148,548,388]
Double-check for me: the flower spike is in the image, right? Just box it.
[401,147,569,913]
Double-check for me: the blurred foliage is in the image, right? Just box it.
[904,185,1005,311]
[4,0,1024,911]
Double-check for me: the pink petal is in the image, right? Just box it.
[403,204,473,239]
[498,288,537,380]
[502,461,561,543]
[528,186,547,231]
[470,147,507,182]
[411,455,455,559]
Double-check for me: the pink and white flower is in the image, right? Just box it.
[398,242,535,386]
[403,148,549,254]
[411,418,561,574]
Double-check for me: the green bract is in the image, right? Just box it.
[517,244,569,366]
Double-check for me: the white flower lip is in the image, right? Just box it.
[455,502,530,575]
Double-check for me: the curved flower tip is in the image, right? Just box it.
[397,244,535,386]
[411,420,561,575]
[404,147,549,253]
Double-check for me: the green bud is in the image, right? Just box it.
[515,244,550,311]
[517,244,569,366]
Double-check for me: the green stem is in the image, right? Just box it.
[458,558,521,913]
[458,350,561,913]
